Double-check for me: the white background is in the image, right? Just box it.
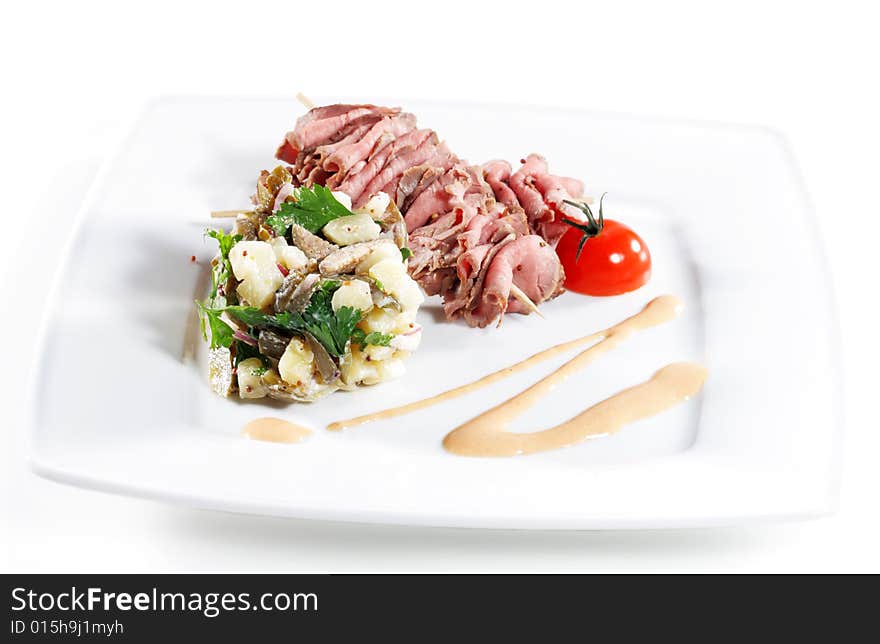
[2,0,878,572]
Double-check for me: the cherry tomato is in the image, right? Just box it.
[555,205,651,296]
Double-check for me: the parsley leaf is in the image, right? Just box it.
[195,301,235,350]
[205,228,242,304]
[351,329,394,348]
[223,281,364,357]
[400,247,412,261]
[315,306,362,357]
[296,280,363,356]
[234,340,263,365]
[221,306,277,328]
[265,185,353,236]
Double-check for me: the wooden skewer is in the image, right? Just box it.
[509,284,545,318]
[210,209,250,218]
[296,92,316,110]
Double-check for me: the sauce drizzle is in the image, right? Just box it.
[329,295,706,457]
[444,362,706,456]
[443,296,705,456]
[242,417,313,444]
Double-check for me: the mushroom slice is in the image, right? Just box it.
[274,269,306,312]
[258,329,292,360]
[277,273,321,314]
[371,286,401,311]
[375,200,408,250]
[232,215,258,241]
[289,224,338,260]
[255,166,294,214]
[319,239,397,276]
[303,332,341,384]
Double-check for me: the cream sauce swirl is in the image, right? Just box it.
[330,296,686,432]
[443,362,706,456]
[329,295,706,457]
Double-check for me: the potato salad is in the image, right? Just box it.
[198,166,423,402]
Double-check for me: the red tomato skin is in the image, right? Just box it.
[556,219,652,296]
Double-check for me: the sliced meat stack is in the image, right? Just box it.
[273,103,587,327]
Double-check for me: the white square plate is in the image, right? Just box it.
[27,97,841,529]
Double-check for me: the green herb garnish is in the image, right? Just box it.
[234,339,263,365]
[196,228,243,349]
[400,247,412,261]
[222,281,364,357]
[195,301,235,350]
[298,281,363,357]
[204,228,242,304]
[265,185,353,236]
[351,329,394,348]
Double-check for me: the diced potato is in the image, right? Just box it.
[229,241,284,308]
[331,190,353,211]
[391,309,419,331]
[363,344,394,361]
[390,325,422,352]
[356,240,402,273]
[270,238,308,272]
[362,358,406,386]
[237,357,269,399]
[368,258,407,292]
[340,347,379,386]
[208,347,234,397]
[331,279,373,313]
[362,307,398,334]
[368,258,425,311]
[396,281,425,312]
[278,337,315,387]
[340,339,408,386]
[322,213,381,245]
[358,192,391,218]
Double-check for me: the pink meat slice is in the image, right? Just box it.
[268,102,590,328]
[335,128,434,202]
[276,139,299,164]
[483,160,520,208]
[277,105,389,166]
[404,165,468,230]
[296,104,361,127]
[323,113,417,177]
[442,243,494,318]
[457,214,493,252]
[357,136,451,208]
[407,209,467,287]
[560,176,584,197]
[283,104,400,154]
[392,152,456,208]
[291,115,382,184]
[508,154,552,226]
[532,170,579,211]
[456,243,492,283]
[313,116,383,163]
[395,165,432,210]
[468,235,565,326]
[399,155,457,209]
